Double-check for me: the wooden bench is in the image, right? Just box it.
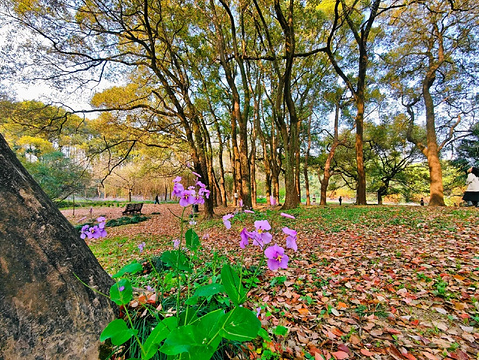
[122,203,143,215]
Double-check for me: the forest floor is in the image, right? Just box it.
[63,204,479,360]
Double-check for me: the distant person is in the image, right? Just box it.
[154,194,159,204]
[420,198,424,206]
[339,196,342,206]
[462,166,479,207]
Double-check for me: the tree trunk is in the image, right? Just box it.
[304,113,312,206]
[423,74,445,206]
[0,134,115,359]
[355,95,367,205]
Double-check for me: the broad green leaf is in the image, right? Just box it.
[112,262,143,278]
[185,228,200,250]
[273,325,289,336]
[219,307,261,342]
[110,278,133,305]
[161,250,192,272]
[184,296,199,306]
[100,319,137,346]
[193,283,226,298]
[142,317,178,360]
[221,264,246,306]
[258,328,272,342]
[160,310,224,359]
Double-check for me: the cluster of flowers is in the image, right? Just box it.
[80,217,107,239]
[223,213,297,271]
[171,174,211,207]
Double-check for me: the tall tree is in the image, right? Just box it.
[321,0,393,204]
[381,0,479,206]
[3,0,217,216]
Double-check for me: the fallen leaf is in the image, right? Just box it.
[360,349,375,357]
[331,350,349,359]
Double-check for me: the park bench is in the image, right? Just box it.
[122,203,143,215]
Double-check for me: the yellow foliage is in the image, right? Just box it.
[14,0,41,15]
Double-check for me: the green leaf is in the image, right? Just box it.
[273,325,289,336]
[258,328,272,342]
[184,296,199,306]
[219,307,261,342]
[100,319,137,346]
[221,264,246,306]
[112,262,143,278]
[185,228,200,250]
[142,317,178,360]
[161,250,192,272]
[193,283,226,298]
[110,278,133,305]
[160,310,224,359]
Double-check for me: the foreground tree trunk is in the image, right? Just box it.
[0,134,115,359]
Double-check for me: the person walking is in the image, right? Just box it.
[463,166,479,207]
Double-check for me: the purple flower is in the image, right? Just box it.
[240,228,254,248]
[252,220,272,247]
[88,225,102,239]
[238,199,243,207]
[80,224,90,239]
[173,176,182,183]
[197,182,210,199]
[223,214,234,229]
[280,212,295,219]
[202,233,210,240]
[191,171,201,178]
[97,226,107,238]
[264,244,289,271]
[179,190,196,207]
[244,209,254,214]
[172,182,185,198]
[97,216,106,223]
[256,307,261,317]
[283,227,297,251]
[193,192,205,205]
[138,242,146,253]
[270,196,276,206]
[255,220,271,232]
[118,285,125,292]
[173,239,180,249]
[146,285,154,292]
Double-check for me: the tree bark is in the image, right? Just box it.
[423,72,446,206]
[0,134,115,359]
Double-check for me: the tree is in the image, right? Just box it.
[0,133,115,359]
[454,122,479,168]
[366,118,419,204]
[381,0,479,205]
[321,0,385,205]
[3,0,218,216]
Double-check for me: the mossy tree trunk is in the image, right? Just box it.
[0,133,115,360]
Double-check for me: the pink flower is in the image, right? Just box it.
[280,212,295,219]
[238,199,243,207]
[191,171,201,178]
[265,244,289,271]
[172,182,185,197]
[179,190,196,207]
[240,228,254,248]
[223,214,234,229]
[283,227,297,251]
[244,209,254,214]
[270,196,276,206]
[252,220,272,247]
